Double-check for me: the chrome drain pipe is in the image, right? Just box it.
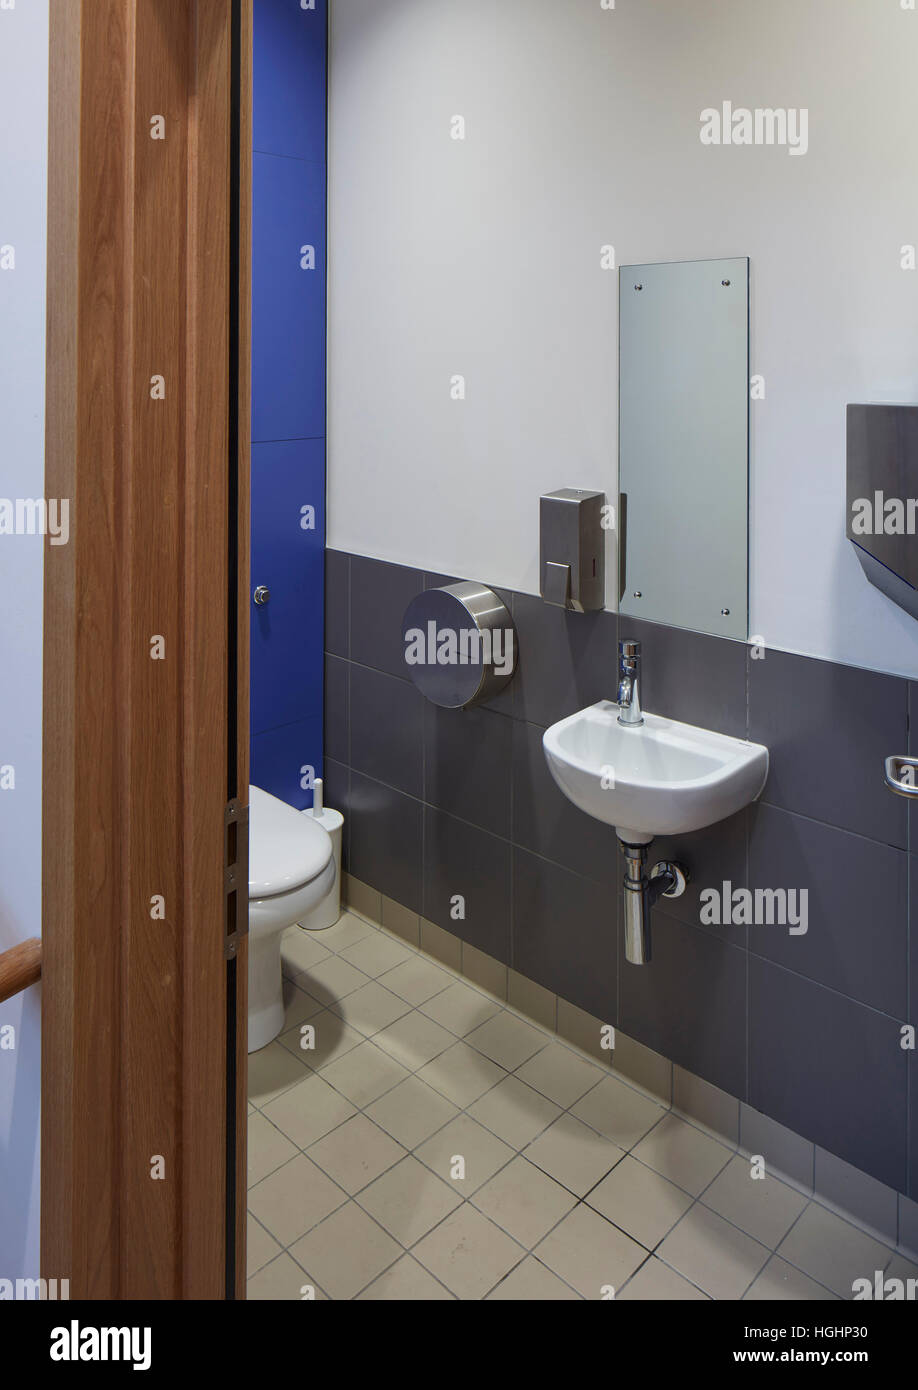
[620,841,688,965]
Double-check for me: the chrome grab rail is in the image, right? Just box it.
[884,755,918,798]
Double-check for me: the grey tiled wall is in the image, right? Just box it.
[324,549,917,1200]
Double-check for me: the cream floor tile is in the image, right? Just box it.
[280,926,332,978]
[371,1010,456,1069]
[365,1076,460,1149]
[743,1254,839,1301]
[465,1011,548,1070]
[412,1205,526,1300]
[247,1111,298,1188]
[310,911,375,952]
[339,932,413,978]
[570,1073,666,1149]
[417,1040,506,1108]
[586,1155,692,1249]
[247,1039,310,1108]
[702,1153,808,1249]
[281,978,324,1031]
[533,1204,647,1300]
[247,1213,282,1278]
[419,979,502,1036]
[278,1010,365,1071]
[632,1113,732,1195]
[617,1256,708,1301]
[486,1257,582,1301]
[247,1152,346,1246]
[318,1039,410,1108]
[247,1252,321,1301]
[356,1155,462,1246]
[296,954,371,1001]
[329,979,412,1037]
[776,1202,895,1299]
[468,1075,561,1150]
[306,1114,407,1196]
[523,1114,624,1199]
[472,1155,577,1248]
[262,1072,356,1150]
[657,1204,770,1300]
[377,954,451,1006]
[357,1255,455,1301]
[415,1114,516,1194]
[514,1042,606,1108]
[289,1201,402,1301]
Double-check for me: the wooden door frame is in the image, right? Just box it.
[41,0,251,1299]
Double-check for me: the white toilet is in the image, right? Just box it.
[247,785,335,1053]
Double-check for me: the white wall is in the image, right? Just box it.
[0,0,48,1282]
[328,0,918,679]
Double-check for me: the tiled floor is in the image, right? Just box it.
[247,909,915,1301]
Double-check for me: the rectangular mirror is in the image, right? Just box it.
[618,256,749,640]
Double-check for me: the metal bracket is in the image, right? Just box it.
[224,798,250,960]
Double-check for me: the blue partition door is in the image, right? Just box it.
[251,0,328,809]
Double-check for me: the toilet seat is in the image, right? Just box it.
[248,784,332,898]
[246,785,337,1053]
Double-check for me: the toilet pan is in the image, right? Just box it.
[247,785,335,1053]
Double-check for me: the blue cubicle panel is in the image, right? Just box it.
[250,0,327,807]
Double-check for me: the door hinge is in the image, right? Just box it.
[224,798,250,960]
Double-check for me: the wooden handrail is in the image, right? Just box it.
[0,938,42,1003]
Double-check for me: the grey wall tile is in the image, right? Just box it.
[325,549,349,658]
[739,1104,814,1191]
[748,647,908,847]
[423,703,512,839]
[673,1067,740,1144]
[349,771,422,914]
[620,617,747,739]
[911,855,917,1028]
[511,847,617,1022]
[748,804,908,1018]
[349,554,425,679]
[911,1049,918,1202]
[510,592,618,729]
[900,1192,918,1258]
[324,654,349,765]
[349,663,423,798]
[422,806,511,963]
[653,809,748,944]
[511,719,618,886]
[323,757,350,869]
[814,1148,899,1245]
[749,957,908,1191]
[619,915,747,1100]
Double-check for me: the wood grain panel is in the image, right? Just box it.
[42,0,250,1299]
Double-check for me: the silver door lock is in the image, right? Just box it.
[253,585,270,606]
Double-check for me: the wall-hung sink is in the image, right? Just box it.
[542,701,769,846]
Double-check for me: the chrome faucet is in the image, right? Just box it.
[617,640,643,726]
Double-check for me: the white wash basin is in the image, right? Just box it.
[542,701,768,844]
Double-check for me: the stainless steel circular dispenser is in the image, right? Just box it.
[401,582,516,709]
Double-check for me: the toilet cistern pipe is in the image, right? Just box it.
[619,839,688,965]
